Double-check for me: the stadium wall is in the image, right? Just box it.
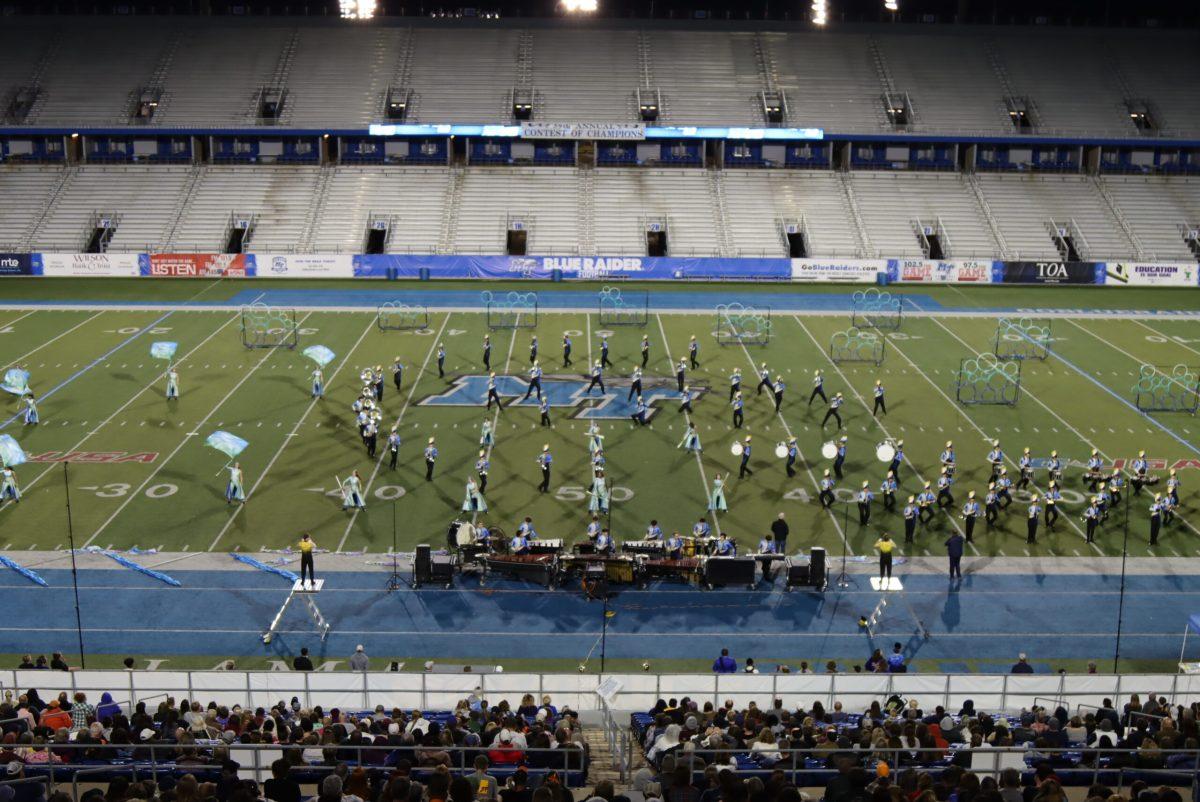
[2,253,1197,286]
[2,668,1200,714]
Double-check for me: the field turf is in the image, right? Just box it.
[1,279,1198,564]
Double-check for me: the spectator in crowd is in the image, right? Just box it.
[711,650,736,674]
[886,643,906,673]
[1011,654,1034,674]
[770,513,789,554]
[293,649,313,672]
[264,760,300,802]
[499,770,531,802]
[467,755,499,801]
[39,700,71,731]
[49,653,69,672]
[69,693,94,732]
[349,646,369,672]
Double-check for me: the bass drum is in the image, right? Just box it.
[820,441,838,460]
[456,522,477,547]
[774,443,789,459]
[730,442,745,457]
[876,442,897,463]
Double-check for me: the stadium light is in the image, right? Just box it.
[561,0,599,12]
[811,0,828,25]
[340,0,376,19]
[884,0,898,10]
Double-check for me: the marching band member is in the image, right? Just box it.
[675,358,687,393]
[679,421,702,452]
[166,368,180,400]
[1026,495,1040,544]
[22,394,38,426]
[996,468,1014,508]
[1168,469,1181,506]
[640,335,650,368]
[688,335,699,369]
[517,516,538,540]
[714,533,736,556]
[586,360,605,395]
[436,343,446,378]
[1047,450,1064,484]
[537,445,553,493]
[589,473,610,514]
[731,391,744,428]
[738,436,753,479]
[463,477,487,513]
[857,481,874,525]
[601,335,612,368]
[226,462,245,505]
[819,470,835,508]
[424,437,438,481]
[475,450,489,493]
[756,362,772,396]
[341,470,366,510]
[363,417,378,459]
[631,395,648,426]
[833,436,847,479]
[1132,450,1149,495]
[880,471,897,511]
[310,366,323,399]
[693,517,712,539]
[529,335,538,364]
[356,408,370,441]
[1083,496,1099,543]
[586,515,602,541]
[872,380,886,417]
[392,356,404,392]
[708,473,728,512]
[903,496,917,543]
[1016,447,1033,491]
[1109,470,1124,506]
[373,366,384,401]
[987,440,1004,483]
[586,421,603,454]
[916,482,936,524]
[1163,492,1177,525]
[666,531,684,560]
[785,437,798,478]
[729,368,742,401]
[821,392,844,429]
[757,533,777,580]
[936,467,954,508]
[646,520,664,540]
[889,439,904,481]
[592,449,607,474]
[562,333,572,367]
[1,465,20,504]
[985,483,999,527]
[510,529,530,556]
[539,396,551,427]
[809,370,826,405]
[772,376,786,412]
[475,522,492,550]
[1044,482,1062,529]
[1149,494,1163,545]
[480,418,495,447]
[680,385,694,414]
[1086,449,1104,491]
[940,441,956,477]
[961,491,980,542]
[1097,482,1113,523]
[627,367,643,401]
[523,361,543,401]
[482,334,492,371]
[595,528,614,555]
[486,372,503,411]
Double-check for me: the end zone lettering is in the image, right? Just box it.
[27,451,159,464]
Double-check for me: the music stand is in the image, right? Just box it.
[387,500,404,592]
[835,500,853,588]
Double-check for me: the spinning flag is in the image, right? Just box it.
[303,345,336,367]
[0,435,26,467]
[1,368,30,396]
[204,431,249,460]
[150,341,179,361]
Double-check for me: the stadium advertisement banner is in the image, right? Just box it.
[352,255,792,281]
[1103,261,1199,287]
[995,261,1104,285]
[0,254,34,276]
[35,253,142,277]
[790,259,886,283]
[888,259,995,284]
[142,254,255,278]
[254,254,355,279]
[520,122,645,140]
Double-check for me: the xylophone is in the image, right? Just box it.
[622,540,666,556]
[484,553,557,588]
[528,538,565,555]
[559,553,637,584]
[638,556,703,586]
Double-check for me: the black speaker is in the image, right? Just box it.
[786,561,810,587]
[809,546,826,589]
[414,544,432,587]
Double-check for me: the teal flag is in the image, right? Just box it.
[204,431,249,459]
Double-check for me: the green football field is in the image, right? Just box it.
[1,279,1198,562]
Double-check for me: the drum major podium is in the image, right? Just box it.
[262,579,331,644]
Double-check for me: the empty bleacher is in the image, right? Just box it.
[407,28,522,123]
[309,166,450,254]
[1103,176,1200,261]
[0,166,67,251]
[723,171,861,258]
[650,31,763,126]
[451,168,580,255]
[284,27,403,127]
[975,174,1137,261]
[849,172,999,258]
[169,166,320,252]
[1110,32,1200,137]
[531,29,640,123]
[30,165,192,253]
[770,31,885,132]
[593,169,722,257]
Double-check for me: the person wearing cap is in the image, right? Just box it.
[475,450,490,494]
[631,395,648,426]
[772,375,785,412]
[538,395,551,428]
[482,334,492,371]
[872,380,886,416]
[363,416,378,459]
[809,369,826,405]
[1132,450,1149,494]
[1150,493,1163,545]
[985,483,999,527]
[728,367,742,401]
[679,384,694,415]
[1168,468,1181,506]
[675,357,688,393]
[821,392,844,429]
[626,367,643,402]
[486,372,503,412]
[961,491,980,542]
[586,360,605,395]
[916,482,936,524]
[880,471,897,512]
[1086,449,1104,491]
[1044,481,1062,529]
[40,699,71,730]
[349,645,369,672]
[392,356,404,392]
[873,533,896,584]
[1083,496,1100,543]
[944,529,965,580]
[888,439,904,481]
[1047,450,1063,484]
[688,335,699,369]
[857,481,874,525]
[784,436,798,478]
[1011,653,1034,674]
[819,470,835,508]
[523,360,543,401]
[1017,447,1033,490]
[731,391,744,428]
[436,343,446,378]
[833,436,847,478]
[987,441,1004,483]
[298,533,317,587]
[903,495,918,543]
[537,445,553,493]
[424,437,438,481]
[387,427,402,470]
[738,436,753,479]
[529,335,538,365]
[1026,495,1040,544]
[561,333,572,368]
[936,467,954,508]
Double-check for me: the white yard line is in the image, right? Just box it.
[468,316,520,528]
[0,310,37,329]
[654,313,722,535]
[793,315,975,555]
[81,312,314,547]
[207,315,378,551]
[1130,319,1200,360]
[337,313,453,551]
[0,312,241,514]
[3,311,105,370]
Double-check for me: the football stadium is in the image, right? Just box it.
[2,0,1200,800]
